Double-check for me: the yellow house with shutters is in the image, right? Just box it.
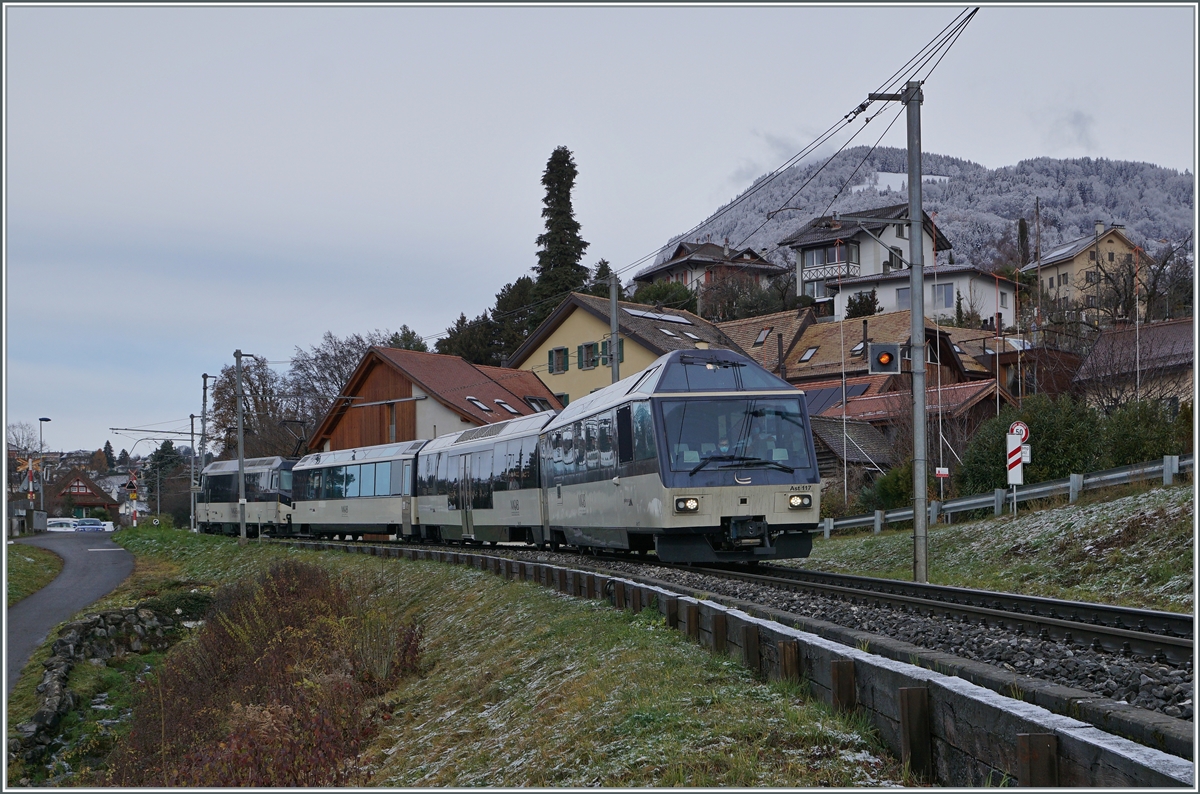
[504,292,747,405]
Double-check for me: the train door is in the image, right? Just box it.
[401,459,413,536]
[458,454,475,539]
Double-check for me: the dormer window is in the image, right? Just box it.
[525,397,553,412]
[800,347,819,362]
[466,396,493,412]
[494,399,520,415]
[753,327,773,347]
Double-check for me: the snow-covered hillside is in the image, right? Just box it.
[659,147,1194,270]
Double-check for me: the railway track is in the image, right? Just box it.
[655,562,1194,666]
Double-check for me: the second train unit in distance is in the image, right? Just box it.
[289,348,821,562]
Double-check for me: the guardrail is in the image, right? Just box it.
[822,453,1192,537]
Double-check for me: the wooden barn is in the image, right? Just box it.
[309,347,562,452]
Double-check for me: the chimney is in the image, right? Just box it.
[777,333,786,380]
[1095,220,1105,236]
[995,312,1003,336]
[1112,223,1125,236]
[861,318,868,356]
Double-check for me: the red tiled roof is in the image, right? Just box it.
[819,379,1006,423]
[374,349,561,423]
[717,308,815,372]
[1074,318,1194,383]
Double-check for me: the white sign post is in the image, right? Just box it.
[1006,432,1023,515]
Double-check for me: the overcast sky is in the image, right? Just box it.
[4,3,1196,455]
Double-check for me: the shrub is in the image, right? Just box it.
[105,560,420,787]
[1102,401,1181,466]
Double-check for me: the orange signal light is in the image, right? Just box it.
[877,351,893,366]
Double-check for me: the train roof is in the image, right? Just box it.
[544,348,798,433]
[294,439,428,471]
[202,456,294,475]
[420,409,557,454]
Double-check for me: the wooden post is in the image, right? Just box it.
[741,624,760,673]
[631,585,642,613]
[777,640,800,683]
[556,568,567,592]
[663,596,679,628]
[831,659,856,711]
[1016,733,1058,787]
[585,574,596,599]
[685,602,699,640]
[712,611,727,654]
[614,581,626,609]
[899,687,932,781]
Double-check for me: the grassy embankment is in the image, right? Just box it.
[8,528,905,787]
[795,482,1194,613]
[6,544,64,607]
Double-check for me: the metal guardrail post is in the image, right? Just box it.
[874,510,883,534]
[929,500,940,525]
[823,517,833,539]
[993,489,1005,517]
[1069,473,1084,503]
[1164,455,1179,486]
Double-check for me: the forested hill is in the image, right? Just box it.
[657,147,1194,269]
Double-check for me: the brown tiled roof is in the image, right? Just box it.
[1074,317,1194,383]
[776,203,953,251]
[47,467,119,507]
[940,327,1000,375]
[820,379,1008,423]
[635,241,786,282]
[717,308,815,372]
[809,416,893,468]
[373,348,561,424]
[784,310,923,380]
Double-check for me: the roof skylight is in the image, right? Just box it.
[466,396,493,412]
[624,307,693,325]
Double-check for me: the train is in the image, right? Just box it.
[197,348,821,562]
[196,456,296,537]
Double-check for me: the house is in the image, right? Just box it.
[781,310,983,393]
[309,347,562,452]
[633,241,788,291]
[716,307,816,377]
[834,265,1020,330]
[45,468,120,519]
[1020,221,1139,321]
[505,292,745,406]
[1073,317,1193,414]
[777,203,953,309]
[943,327,1082,401]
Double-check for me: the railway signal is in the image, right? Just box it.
[868,343,901,375]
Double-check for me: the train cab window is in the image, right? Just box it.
[345,465,361,498]
[279,470,292,492]
[616,405,635,464]
[657,357,739,392]
[633,402,657,461]
[359,463,376,497]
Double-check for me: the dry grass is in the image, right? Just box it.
[6,544,63,607]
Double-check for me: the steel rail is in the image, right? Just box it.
[663,563,1194,666]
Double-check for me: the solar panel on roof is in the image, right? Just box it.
[623,307,693,325]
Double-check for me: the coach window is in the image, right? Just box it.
[397,462,409,496]
[616,405,635,464]
[597,411,614,472]
[472,450,493,509]
[633,401,657,461]
[436,453,449,496]
[360,463,376,497]
[446,455,461,509]
[345,465,361,498]
[493,441,510,492]
[307,470,322,501]
[324,467,345,500]
[583,417,599,471]
[522,436,539,489]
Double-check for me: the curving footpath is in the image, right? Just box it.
[6,533,134,694]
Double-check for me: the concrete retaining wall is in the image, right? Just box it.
[288,542,1193,788]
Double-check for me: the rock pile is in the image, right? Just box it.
[9,607,177,763]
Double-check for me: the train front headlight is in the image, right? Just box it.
[787,494,812,510]
[675,497,700,513]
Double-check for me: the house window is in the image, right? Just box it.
[525,397,553,412]
[896,287,911,310]
[1000,291,1009,309]
[1108,251,1115,262]
[1085,295,1098,308]
[1059,273,1068,287]
[800,347,819,362]
[932,283,953,309]
[803,281,826,298]
[753,327,773,347]
[1089,250,1096,260]
[578,343,599,370]
[802,242,858,268]
[466,396,493,413]
[69,481,89,494]
[896,223,907,239]
[1124,253,1133,265]
[548,347,569,374]
[1085,270,1098,284]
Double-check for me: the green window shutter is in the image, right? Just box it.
[577,345,583,369]
[619,338,625,363]
[563,347,569,372]
[600,340,609,365]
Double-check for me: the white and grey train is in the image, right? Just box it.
[198,348,821,562]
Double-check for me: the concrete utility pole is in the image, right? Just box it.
[234,350,249,547]
[870,79,928,583]
[610,272,621,383]
[189,414,197,533]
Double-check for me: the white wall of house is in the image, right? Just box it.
[834,271,1016,328]
[798,222,939,296]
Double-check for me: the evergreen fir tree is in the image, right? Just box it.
[1017,218,1030,266]
[584,259,621,299]
[387,324,429,352]
[103,440,116,470]
[493,276,537,360]
[435,312,501,366]
[529,146,590,329]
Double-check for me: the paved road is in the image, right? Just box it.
[6,533,134,694]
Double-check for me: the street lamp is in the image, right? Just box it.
[38,418,50,512]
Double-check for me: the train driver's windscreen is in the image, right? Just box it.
[661,398,811,472]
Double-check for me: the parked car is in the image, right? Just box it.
[75,518,105,532]
[47,518,77,532]
[102,521,115,532]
